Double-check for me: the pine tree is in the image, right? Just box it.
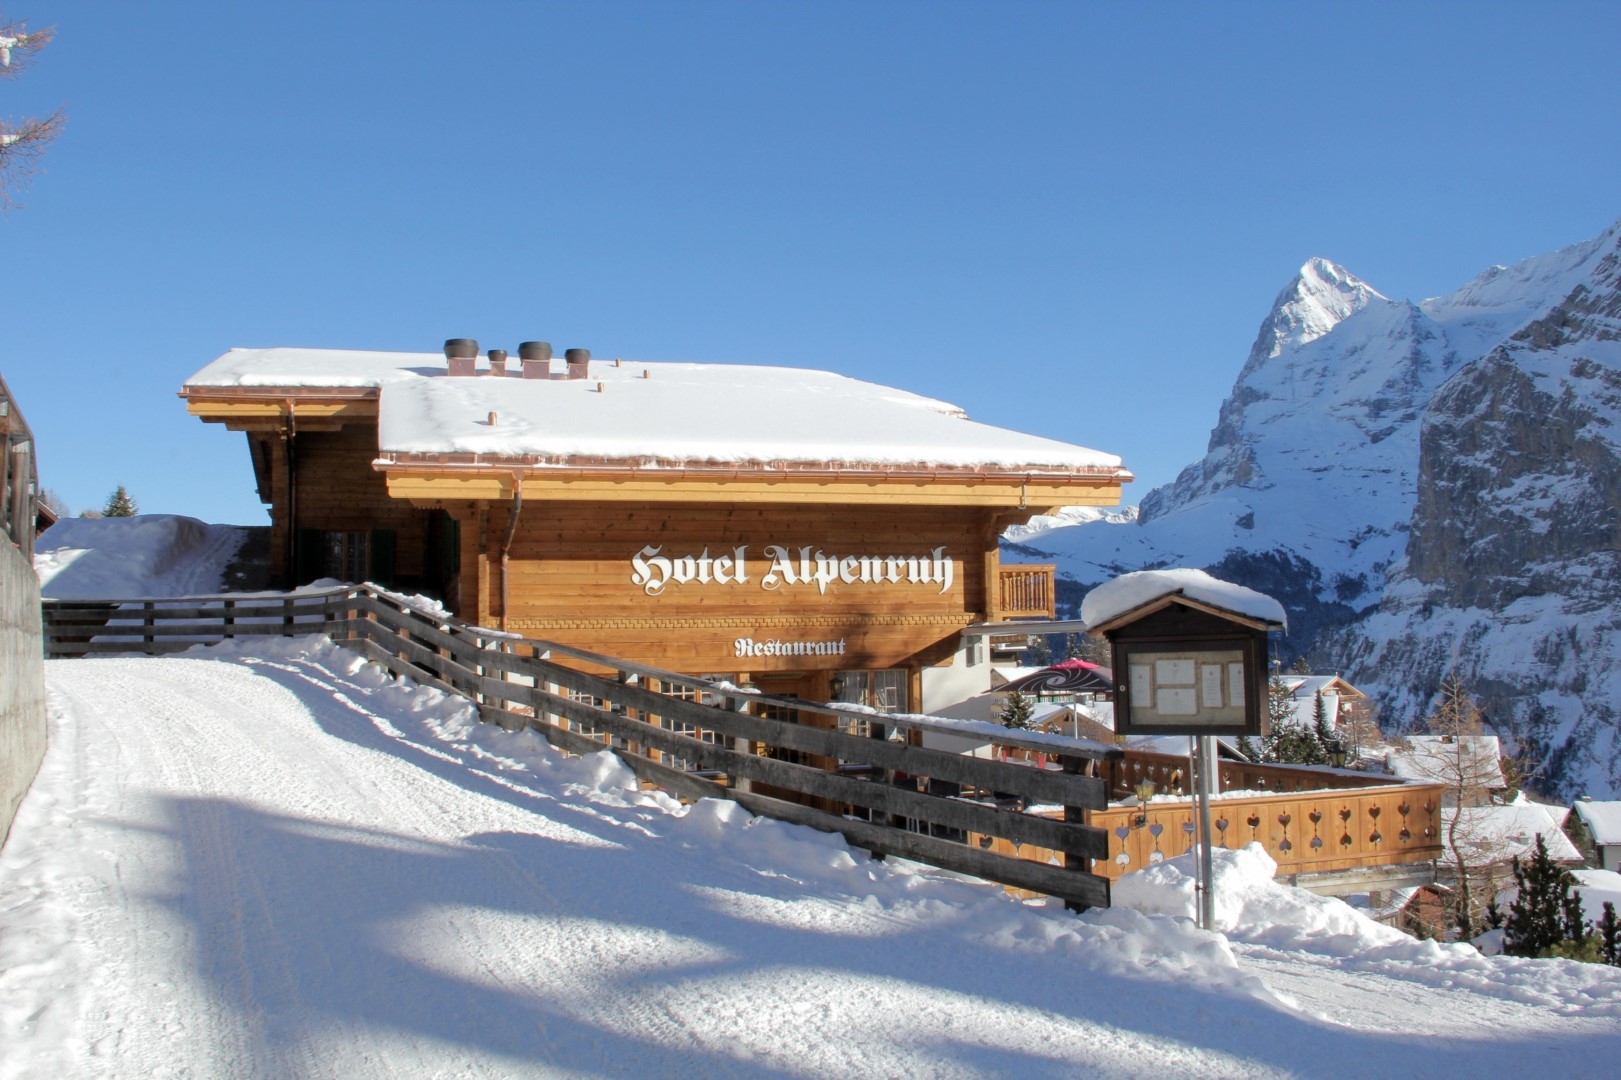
[1562,885,1589,948]
[1063,633,1086,660]
[1237,734,1262,762]
[1504,833,1581,957]
[103,484,138,517]
[1266,671,1295,735]
[1025,635,1051,667]
[1290,656,1312,675]
[1312,690,1334,747]
[999,690,1034,730]
[1597,902,1621,967]
[1267,725,1327,765]
[1262,673,1327,764]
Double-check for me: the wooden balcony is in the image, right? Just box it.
[996,563,1056,619]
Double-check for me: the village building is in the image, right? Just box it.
[180,342,1132,715]
[1277,673,1369,731]
[1387,734,1509,807]
[1572,798,1621,872]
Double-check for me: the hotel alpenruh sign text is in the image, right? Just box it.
[630,544,956,597]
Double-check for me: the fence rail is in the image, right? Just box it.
[43,585,1119,908]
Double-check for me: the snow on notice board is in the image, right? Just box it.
[1081,568,1287,631]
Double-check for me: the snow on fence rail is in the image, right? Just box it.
[42,585,1120,909]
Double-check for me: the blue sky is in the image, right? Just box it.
[4,1,1619,524]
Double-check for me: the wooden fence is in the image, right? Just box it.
[977,779,1445,883]
[42,585,1120,909]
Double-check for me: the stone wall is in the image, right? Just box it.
[0,539,46,849]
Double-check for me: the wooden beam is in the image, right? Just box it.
[382,472,1124,507]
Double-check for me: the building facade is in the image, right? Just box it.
[182,342,1132,714]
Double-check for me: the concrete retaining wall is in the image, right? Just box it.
[0,540,46,850]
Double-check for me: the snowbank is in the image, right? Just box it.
[1115,843,1621,1017]
[33,515,245,599]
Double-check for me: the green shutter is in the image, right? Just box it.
[295,528,324,586]
[369,529,397,588]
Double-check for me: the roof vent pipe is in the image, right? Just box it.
[518,341,553,380]
[487,348,508,376]
[444,338,479,378]
[565,348,591,380]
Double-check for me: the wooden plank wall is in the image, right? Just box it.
[467,500,997,672]
[262,425,438,587]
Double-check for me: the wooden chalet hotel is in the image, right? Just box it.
[181,341,1132,713]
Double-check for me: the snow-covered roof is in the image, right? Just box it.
[186,348,1127,474]
[1080,568,1287,631]
[928,695,1073,730]
[1574,799,1621,847]
[1445,801,1579,865]
[990,665,1045,686]
[1279,675,1361,699]
[1387,735,1506,790]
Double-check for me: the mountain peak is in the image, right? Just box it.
[1248,259,1386,365]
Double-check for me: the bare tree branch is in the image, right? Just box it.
[0,14,62,208]
[0,18,52,77]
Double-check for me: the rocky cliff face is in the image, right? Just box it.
[1329,229,1621,799]
[1013,218,1621,798]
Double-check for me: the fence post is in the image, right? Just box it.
[725,693,752,794]
[222,598,236,640]
[615,670,632,753]
[1058,753,1097,913]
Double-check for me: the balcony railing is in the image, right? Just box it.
[996,563,1055,619]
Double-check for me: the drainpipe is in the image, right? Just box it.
[500,471,523,631]
[284,401,299,585]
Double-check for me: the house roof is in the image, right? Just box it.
[1387,735,1507,790]
[184,348,1130,478]
[1573,799,1621,846]
[1279,675,1365,700]
[1445,800,1580,865]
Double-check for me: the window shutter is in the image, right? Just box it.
[369,528,397,587]
[295,528,324,585]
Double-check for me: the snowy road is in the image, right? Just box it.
[4,639,1621,1079]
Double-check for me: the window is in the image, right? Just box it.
[296,528,396,586]
[830,670,908,759]
[325,531,369,582]
[661,676,728,773]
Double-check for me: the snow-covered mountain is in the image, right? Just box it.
[1011,218,1621,799]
